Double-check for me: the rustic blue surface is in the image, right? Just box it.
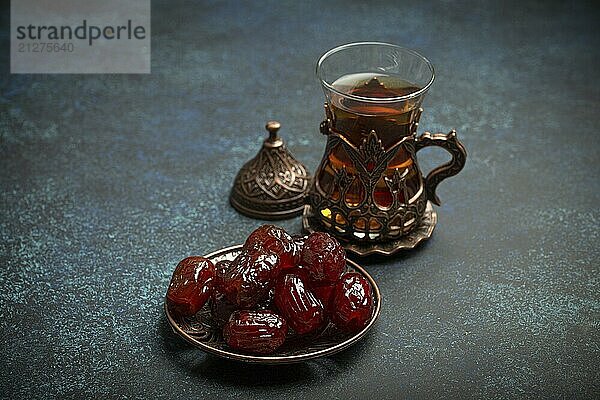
[1,0,599,398]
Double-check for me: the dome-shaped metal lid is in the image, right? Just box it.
[230,121,311,220]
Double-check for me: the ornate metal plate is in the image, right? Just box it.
[164,245,381,364]
[303,201,437,257]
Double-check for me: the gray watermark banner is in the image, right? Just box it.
[11,0,150,74]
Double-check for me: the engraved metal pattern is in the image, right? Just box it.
[307,106,466,250]
[309,126,427,242]
[230,121,311,220]
[164,245,381,364]
[303,201,437,256]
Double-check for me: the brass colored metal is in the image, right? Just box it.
[303,201,437,256]
[264,120,283,148]
[164,245,381,364]
[415,129,467,206]
[230,121,311,220]
[306,107,467,253]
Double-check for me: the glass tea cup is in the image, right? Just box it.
[309,42,466,242]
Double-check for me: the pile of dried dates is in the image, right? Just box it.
[166,225,374,354]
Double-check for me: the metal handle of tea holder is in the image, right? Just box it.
[415,130,467,206]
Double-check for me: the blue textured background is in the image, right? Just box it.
[1,0,599,398]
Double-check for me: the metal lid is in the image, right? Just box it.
[230,121,311,220]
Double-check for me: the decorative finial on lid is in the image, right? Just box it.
[264,120,283,148]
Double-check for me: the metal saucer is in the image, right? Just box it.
[302,201,438,257]
[165,245,381,364]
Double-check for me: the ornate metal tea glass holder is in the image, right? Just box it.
[302,42,467,256]
[303,105,467,256]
